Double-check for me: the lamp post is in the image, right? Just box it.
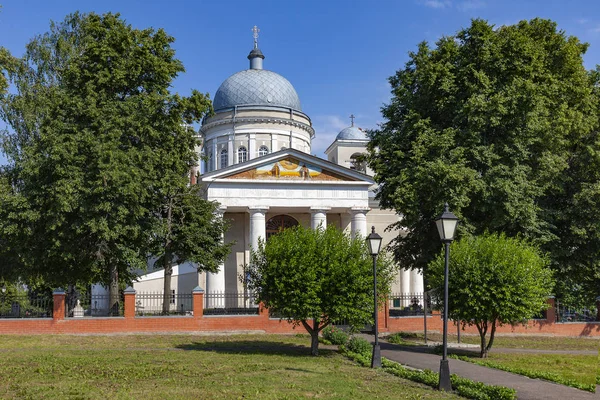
[435,203,459,391]
[367,226,383,368]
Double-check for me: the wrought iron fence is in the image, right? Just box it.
[0,293,53,318]
[204,291,259,315]
[66,292,124,317]
[555,300,597,323]
[135,292,193,316]
[388,292,432,317]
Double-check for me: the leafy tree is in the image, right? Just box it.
[0,12,216,310]
[428,233,553,357]
[367,18,600,301]
[150,184,230,313]
[247,225,395,356]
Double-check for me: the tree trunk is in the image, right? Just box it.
[301,319,320,356]
[310,329,319,356]
[476,322,488,358]
[162,257,173,314]
[485,319,497,356]
[109,264,119,316]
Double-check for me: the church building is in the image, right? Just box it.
[134,27,424,301]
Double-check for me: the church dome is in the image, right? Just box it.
[336,125,368,141]
[213,69,301,111]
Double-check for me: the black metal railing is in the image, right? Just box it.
[388,292,431,317]
[66,292,124,317]
[135,292,193,316]
[203,291,259,315]
[0,294,53,318]
[555,301,597,323]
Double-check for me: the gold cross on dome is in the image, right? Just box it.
[252,25,260,48]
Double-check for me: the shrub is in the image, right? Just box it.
[346,336,371,356]
[322,326,349,345]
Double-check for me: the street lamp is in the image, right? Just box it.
[435,203,459,391]
[367,226,383,368]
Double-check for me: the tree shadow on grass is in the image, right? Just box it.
[175,340,337,358]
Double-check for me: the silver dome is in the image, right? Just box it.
[336,126,368,140]
[213,69,301,111]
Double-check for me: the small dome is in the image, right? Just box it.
[213,69,301,111]
[336,126,368,141]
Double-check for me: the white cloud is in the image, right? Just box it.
[310,115,349,158]
[576,18,589,25]
[457,0,485,11]
[421,0,452,9]
[589,25,600,34]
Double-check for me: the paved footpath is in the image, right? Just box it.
[360,335,598,400]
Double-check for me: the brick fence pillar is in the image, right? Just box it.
[192,286,204,318]
[258,302,270,321]
[596,297,600,322]
[546,296,556,323]
[123,287,136,319]
[52,288,66,321]
[378,298,388,332]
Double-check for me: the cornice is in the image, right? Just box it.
[200,116,315,138]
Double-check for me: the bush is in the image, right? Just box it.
[322,326,349,345]
[346,336,371,356]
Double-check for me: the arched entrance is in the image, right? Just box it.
[266,215,299,239]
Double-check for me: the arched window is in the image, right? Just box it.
[220,148,228,169]
[350,153,366,173]
[258,145,269,157]
[238,146,247,163]
[266,215,299,239]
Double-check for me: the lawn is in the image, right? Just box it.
[0,334,461,399]
[386,331,600,351]
[385,331,599,391]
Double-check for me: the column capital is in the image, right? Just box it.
[349,207,370,215]
[248,206,270,214]
[310,207,331,213]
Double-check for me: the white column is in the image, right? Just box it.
[228,134,234,165]
[349,207,369,239]
[271,134,278,152]
[206,206,227,307]
[249,134,256,160]
[401,268,411,307]
[249,206,269,252]
[212,141,217,171]
[411,269,425,306]
[310,207,330,230]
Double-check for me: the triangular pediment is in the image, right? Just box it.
[201,148,374,184]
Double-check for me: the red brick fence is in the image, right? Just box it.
[0,289,598,337]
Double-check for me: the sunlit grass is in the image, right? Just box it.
[0,334,460,399]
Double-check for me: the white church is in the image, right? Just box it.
[132,28,424,302]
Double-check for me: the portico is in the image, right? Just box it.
[199,148,375,294]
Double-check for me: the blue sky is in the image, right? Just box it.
[2,0,600,164]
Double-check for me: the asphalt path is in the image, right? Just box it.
[359,335,599,400]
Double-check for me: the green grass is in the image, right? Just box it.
[387,331,600,351]
[449,352,597,392]
[0,334,461,399]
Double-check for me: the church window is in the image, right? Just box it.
[238,146,248,163]
[266,215,299,239]
[220,148,228,169]
[258,145,269,157]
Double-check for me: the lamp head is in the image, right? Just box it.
[367,226,383,256]
[435,203,459,242]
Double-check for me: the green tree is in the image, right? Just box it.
[0,12,216,310]
[150,184,230,313]
[368,19,599,300]
[428,233,553,357]
[247,225,395,356]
